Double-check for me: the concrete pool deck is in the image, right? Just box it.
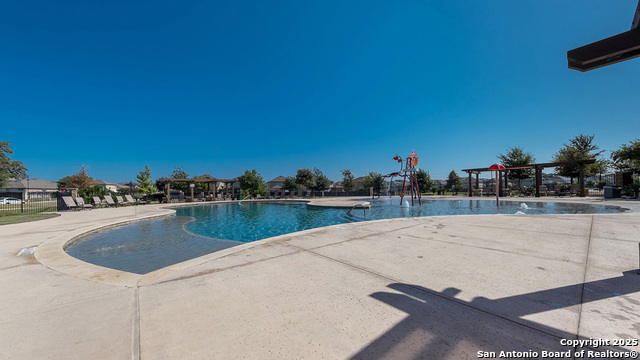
[1,196,639,359]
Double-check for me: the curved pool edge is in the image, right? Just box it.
[33,197,638,287]
[34,206,177,287]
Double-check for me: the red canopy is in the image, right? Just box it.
[488,163,505,171]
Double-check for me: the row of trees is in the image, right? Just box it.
[2,135,640,200]
[497,134,640,188]
[240,168,386,197]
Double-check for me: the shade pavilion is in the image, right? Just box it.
[462,159,596,198]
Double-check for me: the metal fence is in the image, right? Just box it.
[0,191,59,215]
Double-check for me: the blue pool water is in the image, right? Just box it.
[175,198,623,242]
[65,198,625,274]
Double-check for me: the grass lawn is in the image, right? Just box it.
[0,213,60,226]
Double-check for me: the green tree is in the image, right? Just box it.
[136,165,155,195]
[445,170,462,192]
[628,178,640,198]
[238,169,267,197]
[341,169,356,192]
[192,175,212,194]
[155,178,168,192]
[363,172,386,198]
[497,147,535,189]
[57,176,71,190]
[68,166,95,191]
[169,167,189,192]
[552,134,606,183]
[611,138,640,174]
[312,168,331,192]
[416,169,434,194]
[78,185,109,204]
[283,176,299,190]
[0,141,27,188]
[295,168,315,189]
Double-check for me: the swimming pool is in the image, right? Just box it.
[65,198,625,274]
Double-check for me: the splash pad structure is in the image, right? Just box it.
[385,151,422,206]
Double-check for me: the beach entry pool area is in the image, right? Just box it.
[65,198,626,274]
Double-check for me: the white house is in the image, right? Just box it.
[94,179,122,192]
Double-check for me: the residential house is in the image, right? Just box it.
[0,178,58,199]
[266,176,286,190]
[94,179,122,192]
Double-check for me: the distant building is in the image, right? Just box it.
[434,180,447,188]
[196,174,216,180]
[0,178,58,199]
[328,181,343,192]
[94,179,122,192]
[353,176,367,190]
[266,176,286,190]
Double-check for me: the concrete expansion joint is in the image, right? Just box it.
[574,215,595,343]
[132,286,140,360]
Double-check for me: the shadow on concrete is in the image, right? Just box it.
[351,270,640,360]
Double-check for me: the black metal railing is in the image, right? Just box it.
[0,191,59,215]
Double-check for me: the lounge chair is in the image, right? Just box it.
[62,196,80,211]
[115,195,129,206]
[125,194,138,205]
[538,186,547,196]
[569,184,580,196]
[75,197,93,210]
[92,196,105,208]
[103,196,117,207]
[554,185,567,197]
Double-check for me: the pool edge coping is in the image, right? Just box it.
[33,197,638,287]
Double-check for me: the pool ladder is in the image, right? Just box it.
[350,202,370,218]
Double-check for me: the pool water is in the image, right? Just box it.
[65,198,625,274]
[65,216,243,274]
[175,199,623,242]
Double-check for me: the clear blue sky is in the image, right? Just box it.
[2,1,639,183]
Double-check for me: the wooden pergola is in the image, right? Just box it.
[159,177,238,202]
[462,159,596,198]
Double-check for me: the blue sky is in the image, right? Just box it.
[2,1,639,183]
